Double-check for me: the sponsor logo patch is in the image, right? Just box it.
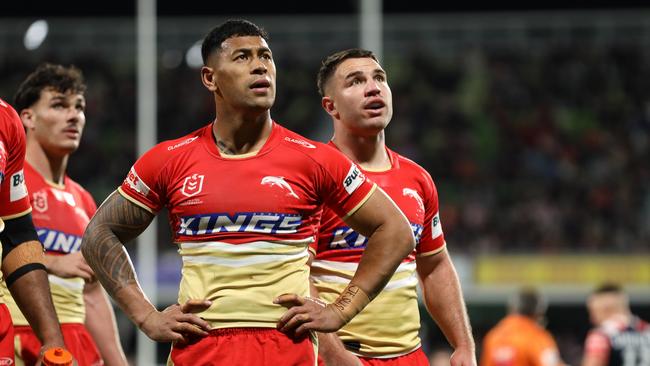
[125,167,151,196]
[10,170,27,202]
[0,357,13,365]
[178,212,302,236]
[167,136,198,151]
[431,213,443,239]
[343,164,364,194]
[37,228,82,253]
[328,223,422,249]
[284,136,316,149]
[181,174,204,197]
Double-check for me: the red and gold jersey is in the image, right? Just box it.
[480,315,562,366]
[0,98,31,222]
[311,144,445,357]
[0,98,32,303]
[1,162,97,325]
[118,121,376,329]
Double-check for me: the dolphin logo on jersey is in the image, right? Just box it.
[182,174,204,197]
[402,188,424,213]
[261,176,299,199]
[33,190,48,213]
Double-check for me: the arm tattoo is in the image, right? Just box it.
[81,192,154,298]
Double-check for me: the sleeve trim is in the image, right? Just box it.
[0,207,32,221]
[416,242,447,257]
[117,187,155,213]
[342,184,377,220]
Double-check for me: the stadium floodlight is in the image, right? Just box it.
[24,20,48,50]
[185,41,203,69]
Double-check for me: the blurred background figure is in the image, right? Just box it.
[480,287,564,366]
[582,283,650,366]
[1,63,127,366]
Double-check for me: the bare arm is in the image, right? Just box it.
[83,280,128,366]
[307,254,361,366]
[81,191,210,342]
[343,188,416,301]
[277,188,415,334]
[416,249,476,366]
[2,238,65,353]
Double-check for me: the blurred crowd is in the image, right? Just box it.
[1,29,649,256]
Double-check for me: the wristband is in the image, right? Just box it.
[5,262,47,287]
[328,283,370,324]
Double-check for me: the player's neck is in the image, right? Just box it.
[211,112,273,155]
[25,140,68,185]
[332,131,391,171]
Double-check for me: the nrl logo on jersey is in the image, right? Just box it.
[261,176,299,199]
[33,190,48,212]
[181,174,204,197]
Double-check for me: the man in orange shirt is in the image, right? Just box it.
[480,287,564,366]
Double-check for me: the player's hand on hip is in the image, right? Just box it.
[450,346,477,366]
[139,300,212,343]
[44,251,95,282]
[274,293,345,336]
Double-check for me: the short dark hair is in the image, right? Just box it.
[14,63,86,112]
[201,19,269,65]
[510,287,547,317]
[592,282,624,295]
[316,48,378,97]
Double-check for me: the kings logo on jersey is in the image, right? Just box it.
[181,174,204,197]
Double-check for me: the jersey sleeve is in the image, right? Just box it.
[583,330,610,363]
[118,145,169,213]
[315,145,376,220]
[0,99,31,219]
[417,170,446,256]
[532,332,562,366]
[80,187,98,218]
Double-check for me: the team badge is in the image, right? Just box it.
[33,190,48,212]
[403,188,424,213]
[181,174,204,197]
[261,176,299,199]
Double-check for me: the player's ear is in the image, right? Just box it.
[19,108,36,130]
[201,66,218,92]
[322,96,339,119]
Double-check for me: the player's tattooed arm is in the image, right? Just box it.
[81,191,154,299]
[82,191,212,342]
